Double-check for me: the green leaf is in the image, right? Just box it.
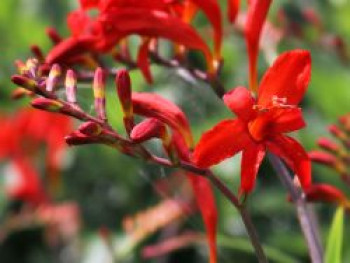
[325,206,344,263]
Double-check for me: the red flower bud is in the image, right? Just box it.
[309,151,337,166]
[30,45,45,62]
[116,68,132,117]
[46,27,62,45]
[65,69,77,103]
[130,118,166,143]
[11,75,38,91]
[78,121,103,136]
[31,98,64,112]
[305,184,348,205]
[65,131,100,146]
[317,137,339,153]
[11,88,33,99]
[328,124,347,140]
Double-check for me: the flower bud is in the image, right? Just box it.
[78,121,103,136]
[305,184,348,205]
[93,67,107,121]
[11,88,33,99]
[116,69,132,117]
[31,97,64,112]
[317,137,339,153]
[46,27,62,44]
[65,69,77,103]
[329,124,347,140]
[26,58,39,78]
[11,75,38,91]
[130,118,166,143]
[309,151,337,166]
[46,64,61,92]
[14,60,28,75]
[65,131,100,146]
[30,45,44,62]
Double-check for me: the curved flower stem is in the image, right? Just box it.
[151,156,268,263]
[268,153,323,263]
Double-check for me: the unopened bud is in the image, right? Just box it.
[116,69,132,116]
[46,27,62,44]
[130,118,166,143]
[65,131,100,146]
[11,88,33,99]
[31,97,64,112]
[339,114,350,132]
[26,58,39,78]
[309,151,337,166]
[30,45,45,62]
[93,67,107,121]
[14,60,28,75]
[11,75,38,91]
[329,124,347,140]
[46,64,61,92]
[317,137,339,153]
[65,69,77,103]
[78,121,103,136]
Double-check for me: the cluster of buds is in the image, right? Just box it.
[309,114,350,186]
[303,114,350,209]
[11,59,194,167]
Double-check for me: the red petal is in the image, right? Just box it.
[240,142,265,194]
[137,38,153,84]
[79,0,100,9]
[258,50,311,106]
[67,10,91,36]
[269,108,306,134]
[187,174,217,263]
[8,157,48,205]
[190,0,223,59]
[103,9,212,66]
[305,184,348,205]
[223,87,256,122]
[132,92,193,147]
[46,37,95,65]
[245,0,272,92]
[228,0,240,23]
[193,119,251,168]
[267,135,311,190]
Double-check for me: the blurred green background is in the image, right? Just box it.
[0,0,349,262]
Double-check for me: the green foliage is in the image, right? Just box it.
[325,207,344,263]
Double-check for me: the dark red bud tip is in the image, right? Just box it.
[78,121,103,136]
[116,68,132,114]
[30,45,45,62]
[130,118,165,143]
[46,27,62,44]
[11,75,37,91]
[31,97,64,112]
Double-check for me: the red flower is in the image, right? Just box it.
[194,50,312,194]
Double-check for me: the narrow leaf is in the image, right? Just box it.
[325,206,344,263]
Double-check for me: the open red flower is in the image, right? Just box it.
[194,50,312,194]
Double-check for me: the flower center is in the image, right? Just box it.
[248,96,297,141]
